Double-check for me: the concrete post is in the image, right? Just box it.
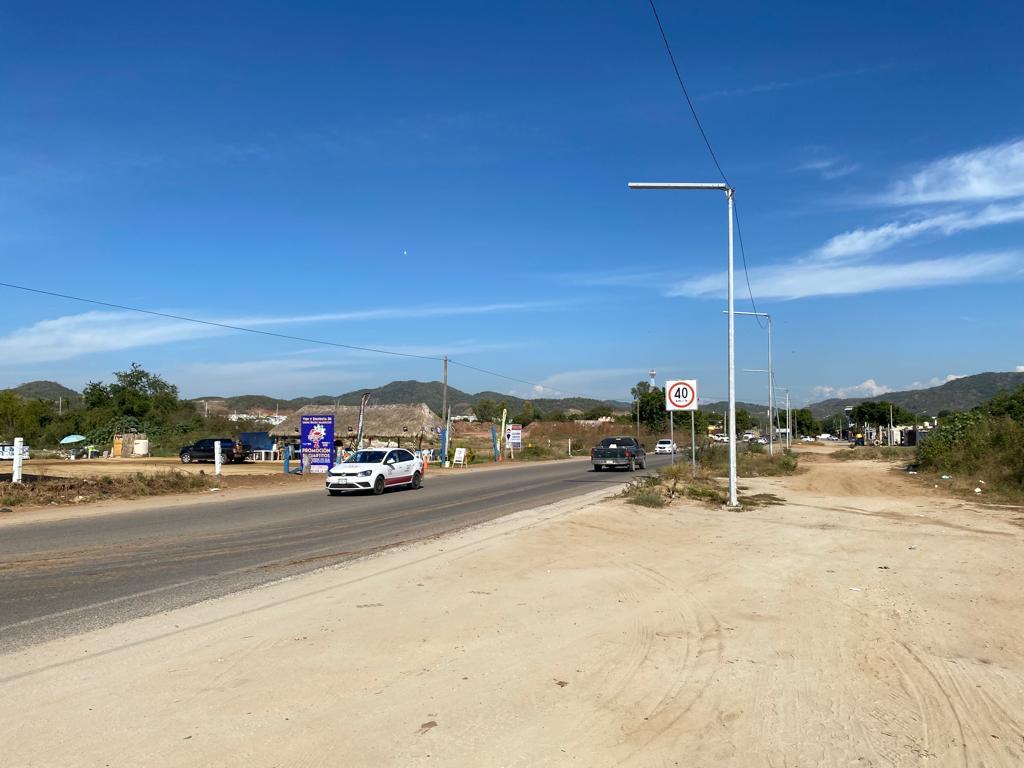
[214,440,223,476]
[13,437,24,483]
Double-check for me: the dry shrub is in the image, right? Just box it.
[0,470,216,507]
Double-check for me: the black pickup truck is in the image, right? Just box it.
[179,438,250,464]
[591,436,646,472]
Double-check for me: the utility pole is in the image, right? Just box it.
[629,181,738,507]
[442,356,448,422]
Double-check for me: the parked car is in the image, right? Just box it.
[326,448,423,495]
[801,436,816,442]
[179,438,250,464]
[710,433,729,443]
[654,439,676,454]
[591,436,646,471]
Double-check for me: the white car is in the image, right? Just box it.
[654,439,676,454]
[325,448,424,496]
[710,434,728,443]
[801,436,816,442]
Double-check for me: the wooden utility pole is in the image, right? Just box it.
[442,356,448,420]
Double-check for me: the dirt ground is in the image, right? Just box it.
[16,455,288,477]
[3,452,1022,766]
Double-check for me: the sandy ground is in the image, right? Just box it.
[3,455,1023,767]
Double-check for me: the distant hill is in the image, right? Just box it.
[5,380,81,403]
[807,371,1024,418]
[192,380,630,417]
[701,400,768,415]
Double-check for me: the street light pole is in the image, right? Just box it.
[628,181,738,507]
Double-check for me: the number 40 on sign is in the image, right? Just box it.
[665,380,698,411]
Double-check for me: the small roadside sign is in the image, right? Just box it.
[665,380,698,411]
[507,424,523,448]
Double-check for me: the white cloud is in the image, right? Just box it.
[811,200,1024,261]
[173,358,369,398]
[670,251,1021,300]
[0,302,539,366]
[1016,365,1024,373]
[886,137,1024,204]
[0,311,220,365]
[813,379,892,399]
[929,373,965,387]
[799,157,860,180]
[535,368,639,398]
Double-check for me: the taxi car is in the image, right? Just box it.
[325,448,424,496]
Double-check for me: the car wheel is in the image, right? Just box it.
[411,471,422,489]
[639,458,646,469]
[629,458,636,472]
[594,465,603,472]
[373,475,386,495]
[180,453,192,464]
[328,489,342,497]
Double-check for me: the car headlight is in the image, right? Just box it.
[357,469,372,477]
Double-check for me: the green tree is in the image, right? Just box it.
[734,409,754,432]
[473,398,499,422]
[513,401,537,426]
[792,408,820,437]
[583,405,612,420]
[630,381,667,432]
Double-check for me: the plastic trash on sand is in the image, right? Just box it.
[941,474,952,480]
[974,487,982,494]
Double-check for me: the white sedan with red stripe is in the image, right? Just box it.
[325,448,424,496]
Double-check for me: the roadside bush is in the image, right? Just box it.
[0,470,216,507]
[918,413,1024,499]
[621,476,666,508]
[698,444,799,477]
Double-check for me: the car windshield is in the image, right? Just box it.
[657,440,671,444]
[345,450,387,464]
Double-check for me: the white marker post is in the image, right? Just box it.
[12,437,24,483]
[214,440,223,476]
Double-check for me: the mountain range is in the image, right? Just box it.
[5,371,1024,420]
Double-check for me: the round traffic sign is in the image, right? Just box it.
[667,381,696,409]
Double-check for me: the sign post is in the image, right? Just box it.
[214,440,222,476]
[301,415,336,474]
[665,380,699,477]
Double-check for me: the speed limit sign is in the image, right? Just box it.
[665,379,698,411]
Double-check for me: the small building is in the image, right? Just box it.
[269,403,443,449]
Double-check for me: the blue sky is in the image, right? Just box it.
[2,1,1022,405]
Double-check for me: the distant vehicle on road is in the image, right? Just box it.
[710,434,728,443]
[326,448,423,495]
[179,438,250,464]
[654,439,676,454]
[591,436,646,471]
[801,436,816,442]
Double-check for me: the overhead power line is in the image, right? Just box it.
[0,281,609,403]
[645,0,765,326]
[0,281,443,361]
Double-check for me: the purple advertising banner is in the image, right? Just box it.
[300,415,335,473]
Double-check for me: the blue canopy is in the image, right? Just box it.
[59,434,87,445]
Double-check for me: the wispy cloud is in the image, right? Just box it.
[811,200,1024,261]
[533,368,639,398]
[671,251,1022,300]
[885,137,1024,205]
[1016,365,1024,373]
[0,311,220,365]
[0,303,539,366]
[702,66,884,100]
[173,358,370,398]
[798,157,860,181]
[910,373,966,388]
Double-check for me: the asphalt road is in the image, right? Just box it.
[0,454,672,651]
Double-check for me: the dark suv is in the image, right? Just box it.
[179,438,249,464]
